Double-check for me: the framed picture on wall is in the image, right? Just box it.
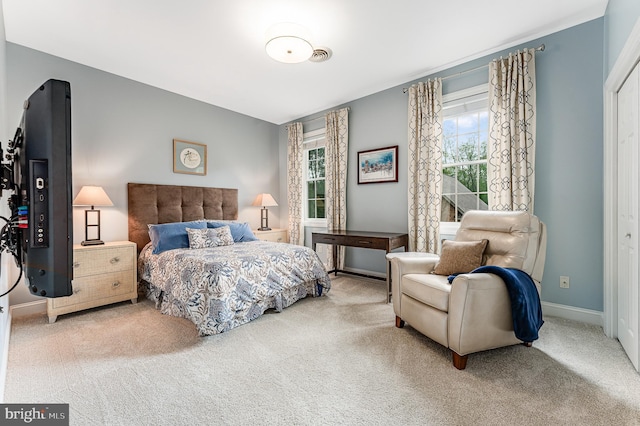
[357,145,398,184]
[173,139,207,175]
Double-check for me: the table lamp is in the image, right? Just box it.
[73,186,113,246]
[252,193,278,231]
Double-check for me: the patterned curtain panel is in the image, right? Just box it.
[487,48,537,212]
[323,108,349,270]
[287,122,304,245]
[407,80,443,253]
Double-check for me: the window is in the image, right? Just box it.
[441,85,489,225]
[304,129,326,224]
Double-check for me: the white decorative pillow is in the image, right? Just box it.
[187,226,234,249]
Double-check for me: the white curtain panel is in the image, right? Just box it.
[287,122,304,245]
[488,48,537,212]
[407,79,444,253]
[322,107,349,270]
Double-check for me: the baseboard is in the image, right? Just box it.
[0,309,11,402]
[341,266,386,279]
[541,301,603,327]
[9,300,46,319]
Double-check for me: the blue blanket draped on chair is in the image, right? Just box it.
[449,266,544,342]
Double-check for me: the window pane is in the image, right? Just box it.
[479,163,487,192]
[318,147,325,159]
[441,196,455,221]
[479,131,488,160]
[308,160,317,179]
[442,136,456,164]
[318,158,325,178]
[479,111,489,130]
[308,181,316,198]
[459,134,478,162]
[317,200,325,219]
[457,114,478,134]
[308,200,316,219]
[309,150,317,161]
[316,180,325,198]
[460,164,478,192]
[443,119,456,138]
[442,92,488,222]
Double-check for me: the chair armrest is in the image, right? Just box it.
[447,273,521,356]
[390,255,439,313]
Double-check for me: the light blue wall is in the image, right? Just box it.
[281,19,605,312]
[5,43,281,304]
[605,0,640,75]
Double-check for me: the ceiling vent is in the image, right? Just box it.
[309,47,332,63]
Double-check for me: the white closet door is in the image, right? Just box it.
[617,62,640,371]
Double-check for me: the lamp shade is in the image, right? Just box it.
[73,186,114,207]
[252,193,278,207]
[265,23,313,64]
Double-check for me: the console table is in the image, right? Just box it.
[311,230,409,302]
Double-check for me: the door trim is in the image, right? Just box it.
[604,18,640,337]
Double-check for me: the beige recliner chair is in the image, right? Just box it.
[391,210,547,369]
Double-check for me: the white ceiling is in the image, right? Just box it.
[2,0,608,125]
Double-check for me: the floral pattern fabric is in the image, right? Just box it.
[138,241,331,336]
[186,226,234,249]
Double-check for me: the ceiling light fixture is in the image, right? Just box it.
[265,23,313,64]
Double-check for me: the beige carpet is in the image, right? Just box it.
[5,276,640,425]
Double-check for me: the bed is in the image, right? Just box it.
[128,183,331,336]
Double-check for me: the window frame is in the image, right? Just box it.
[303,128,327,227]
[440,84,489,234]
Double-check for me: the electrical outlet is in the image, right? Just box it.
[560,276,570,289]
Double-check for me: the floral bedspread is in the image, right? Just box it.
[138,241,331,335]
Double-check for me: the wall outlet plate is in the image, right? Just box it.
[560,276,570,288]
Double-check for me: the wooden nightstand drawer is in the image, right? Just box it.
[47,241,138,323]
[51,280,92,308]
[254,229,289,243]
[73,245,134,277]
[51,269,135,309]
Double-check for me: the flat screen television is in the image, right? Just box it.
[2,79,73,298]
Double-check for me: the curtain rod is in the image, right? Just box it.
[402,44,545,93]
[300,107,351,125]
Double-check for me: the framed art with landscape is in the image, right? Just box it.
[357,145,398,184]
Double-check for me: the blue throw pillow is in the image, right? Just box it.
[148,220,207,254]
[207,221,258,242]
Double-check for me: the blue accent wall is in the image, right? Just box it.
[282,18,605,312]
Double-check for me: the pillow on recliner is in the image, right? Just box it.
[433,239,488,276]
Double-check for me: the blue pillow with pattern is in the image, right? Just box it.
[207,221,258,242]
[148,220,207,254]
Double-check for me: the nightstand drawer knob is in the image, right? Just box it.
[110,257,120,264]
[73,288,81,294]
[73,262,80,268]
[112,281,121,288]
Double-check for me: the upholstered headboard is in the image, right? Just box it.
[127,183,238,252]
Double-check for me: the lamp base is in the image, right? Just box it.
[257,227,272,231]
[81,239,105,246]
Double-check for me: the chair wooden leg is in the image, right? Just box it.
[395,316,405,328]
[451,351,468,370]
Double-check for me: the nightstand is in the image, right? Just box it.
[47,241,138,323]
[254,228,289,243]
